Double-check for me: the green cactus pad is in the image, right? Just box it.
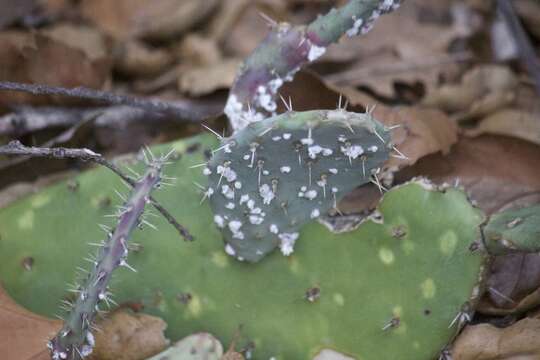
[0,134,485,359]
[207,110,391,262]
[483,205,540,255]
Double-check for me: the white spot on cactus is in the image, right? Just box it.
[308,44,326,61]
[251,207,262,214]
[272,136,282,141]
[259,184,275,205]
[263,170,270,176]
[81,345,93,357]
[329,168,338,174]
[221,185,235,199]
[346,16,364,37]
[239,194,250,204]
[283,133,292,140]
[247,199,255,209]
[311,208,320,218]
[279,232,299,256]
[234,181,242,189]
[368,145,378,152]
[243,154,250,160]
[203,167,212,175]
[249,215,264,225]
[268,77,284,92]
[256,85,277,112]
[378,247,395,265]
[301,186,307,191]
[305,190,317,200]
[301,138,314,145]
[341,144,364,159]
[86,332,95,347]
[270,224,279,234]
[226,202,235,209]
[228,220,244,240]
[225,243,236,256]
[338,134,347,142]
[379,0,398,11]
[332,187,338,193]
[280,166,291,173]
[217,165,237,182]
[308,145,333,159]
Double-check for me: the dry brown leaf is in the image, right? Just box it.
[42,24,110,62]
[422,65,518,113]
[178,59,241,97]
[452,316,540,360]
[323,0,473,97]
[0,284,62,360]
[466,108,540,145]
[0,31,110,107]
[81,0,218,41]
[395,135,540,214]
[514,0,540,39]
[479,253,540,315]
[88,310,169,360]
[114,40,173,77]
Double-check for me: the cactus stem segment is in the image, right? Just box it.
[48,159,166,360]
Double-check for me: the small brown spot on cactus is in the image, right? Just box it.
[186,143,201,153]
[177,292,193,304]
[506,217,522,228]
[98,196,112,208]
[67,179,79,192]
[391,225,406,238]
[21,256,34,271]
[305,286,321,303]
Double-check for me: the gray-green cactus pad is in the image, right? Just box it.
[206,110,391,262]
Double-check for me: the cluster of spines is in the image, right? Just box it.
[48,151,168,360]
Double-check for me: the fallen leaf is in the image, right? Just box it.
[479,253,540,315]
[0,30,111,107]
[452,316,540,360]
[422,65,518,113]
[81,0,219,41]
[89,310,169,360]
[395,135,540,214]
[178,59,241,96]
[0,0,37,29]
[0,284,61,360]
[466,108,540,146]
[114,40,174,77]
[322,0,475,97]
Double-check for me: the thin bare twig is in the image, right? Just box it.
[0,140,194,241]
[497,0,540,95]
[0,81,204,122]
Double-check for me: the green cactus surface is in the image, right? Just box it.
[483,205,540,255]
[207,109,391,262]
[0,134,485,360]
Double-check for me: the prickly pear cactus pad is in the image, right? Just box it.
[207,109,391,262]
[0,134,485,360]
[483,205,540,255]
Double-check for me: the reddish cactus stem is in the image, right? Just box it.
[225,0,401,132]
